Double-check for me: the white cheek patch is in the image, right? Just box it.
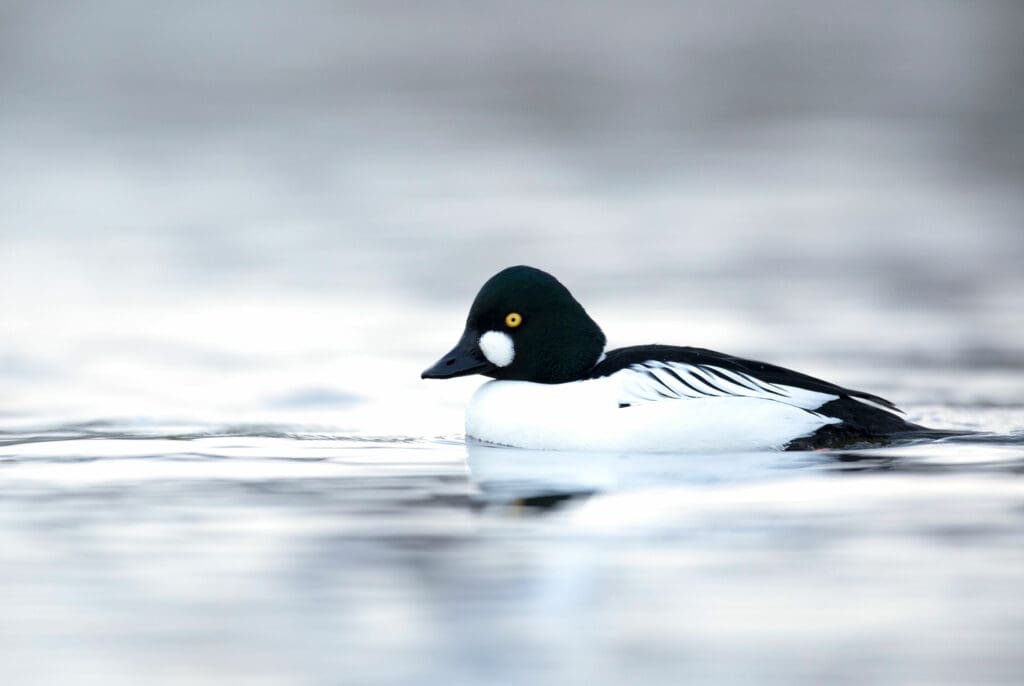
[479,330,515,367]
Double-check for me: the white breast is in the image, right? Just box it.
[465,368,840,453]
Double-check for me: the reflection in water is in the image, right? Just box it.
[466,433,1024,501]
[1,429,1023,685]
[466,440,817,502]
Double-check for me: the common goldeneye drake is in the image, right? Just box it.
[422,266,927,452]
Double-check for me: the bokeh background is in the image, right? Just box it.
[2,3,1024,685]
[4,2,1023,429]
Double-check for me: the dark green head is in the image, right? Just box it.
[421,266,606,384]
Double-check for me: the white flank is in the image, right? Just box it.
[465,368,841,453]
[478,330,515,367]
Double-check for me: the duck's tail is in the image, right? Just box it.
[786,396,971,450]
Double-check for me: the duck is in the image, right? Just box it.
[421,265,930,452]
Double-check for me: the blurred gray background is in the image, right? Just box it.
[3,1,1022,292]
[2,1,1023,419]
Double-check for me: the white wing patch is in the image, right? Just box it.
[613,360,838,411]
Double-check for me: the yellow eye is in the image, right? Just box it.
[505,312,523,328]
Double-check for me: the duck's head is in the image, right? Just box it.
[421,266,606,384]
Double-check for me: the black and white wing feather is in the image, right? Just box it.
[613,359,840,410]
[589,345,920,439]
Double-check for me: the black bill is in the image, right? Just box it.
[421,330,494,379]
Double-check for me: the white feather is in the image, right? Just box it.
[478,331,515,367]
[465,369,840,453]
